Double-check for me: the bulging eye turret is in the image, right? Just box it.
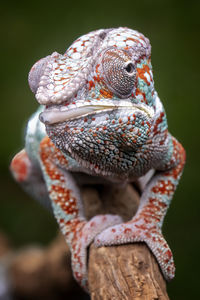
[102,49,136,98]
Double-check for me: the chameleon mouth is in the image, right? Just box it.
[39,100,154,125]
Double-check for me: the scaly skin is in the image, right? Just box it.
[10,27,186,291]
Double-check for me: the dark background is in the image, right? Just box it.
[1,0,200,299]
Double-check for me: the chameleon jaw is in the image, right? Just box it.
[39,100,154,125]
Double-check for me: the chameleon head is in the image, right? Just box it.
[29,28,157,176]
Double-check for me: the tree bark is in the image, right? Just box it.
[88,243,169,300]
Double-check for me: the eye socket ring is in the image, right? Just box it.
[124,61,135,75]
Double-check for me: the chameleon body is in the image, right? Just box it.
[10,27,186,290]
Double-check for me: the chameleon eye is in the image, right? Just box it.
[102,49,136,97]
[124,61,135,75]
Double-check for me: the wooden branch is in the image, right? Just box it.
[88,243,169,300]
[86,185,170,299]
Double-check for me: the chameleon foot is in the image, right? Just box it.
[94,220,175,281]
[70,214,123,290]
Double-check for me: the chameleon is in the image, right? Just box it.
[10,27,186,291]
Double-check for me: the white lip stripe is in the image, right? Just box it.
[40,103,154,124]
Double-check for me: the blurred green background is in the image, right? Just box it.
[1,0,200,299]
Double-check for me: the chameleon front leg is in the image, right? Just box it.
[39,137,122,290]
[95,137,186,280]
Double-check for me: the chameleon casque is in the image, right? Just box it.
[10,27,186,290]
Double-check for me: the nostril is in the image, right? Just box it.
[28,56,50,94]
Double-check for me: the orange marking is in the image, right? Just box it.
[137,64,152,86]
[40,137,79,219]
[153,112,165,134]
[96,64,100,73]
[135,88,147,104]
[89,80,95,90]
[10,150,30,182]
[40,137,68,181]
[126,37,140,44]
[99,88,113,98]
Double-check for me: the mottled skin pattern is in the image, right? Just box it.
[10,27,186,291]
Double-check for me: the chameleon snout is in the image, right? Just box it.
[29,51,92,106]
[28,55,51,94]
